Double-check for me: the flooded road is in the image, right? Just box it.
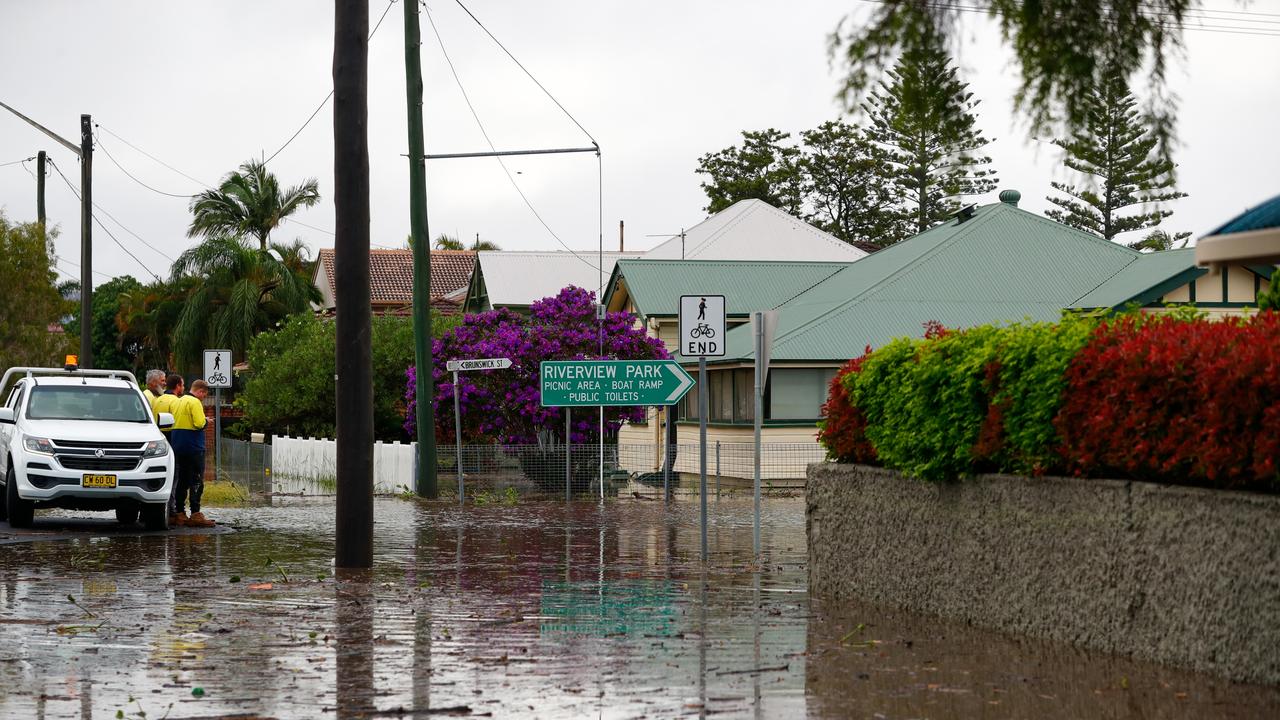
[0,495,1276,719]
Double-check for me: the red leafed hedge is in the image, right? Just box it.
[1055,312,1280,489]
[817,348,876,464]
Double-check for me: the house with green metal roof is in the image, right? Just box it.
[605,189,1272,468]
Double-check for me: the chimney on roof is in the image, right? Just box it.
[999,189,1021,206]
[619,220,624,252]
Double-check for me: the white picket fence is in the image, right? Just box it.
[270,435,415,493]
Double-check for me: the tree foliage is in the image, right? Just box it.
[696,123,908,246]
[799,121,907,245]
[63,275,145,371]
[234,312,459,442]
[0,214,73,370]
[862,35,998,235]
[1046,68,1187,243]
[695,129,804,216]
[407,286,668,444]
[830,0,1192,159]
[168,236,321,368]
[188,159,320,250]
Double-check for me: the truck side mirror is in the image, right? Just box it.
[0,407,13,424]
[157,412,175,430]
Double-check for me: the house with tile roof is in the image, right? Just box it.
[313,248,475,315]
[605,189,1272,473]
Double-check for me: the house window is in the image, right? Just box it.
[681,368,755,423]
[768,368,836,420]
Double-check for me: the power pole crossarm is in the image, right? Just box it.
[0,101,80,156]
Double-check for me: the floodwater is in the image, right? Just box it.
[0,494,1276,719]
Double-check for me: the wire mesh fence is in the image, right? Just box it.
[216,437,273,494]
[250,435,828,496]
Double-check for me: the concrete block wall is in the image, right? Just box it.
[806,464,1280,685]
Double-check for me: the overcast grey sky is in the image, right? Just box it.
[2,1,1278,284]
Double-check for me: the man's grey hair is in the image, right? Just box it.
[146,369,166,385]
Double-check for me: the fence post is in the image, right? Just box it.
[715,440,720,500]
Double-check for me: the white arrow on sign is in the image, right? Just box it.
[664,363,695,403]
[446,358,512,372]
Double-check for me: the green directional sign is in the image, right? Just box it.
[540,360,696,407]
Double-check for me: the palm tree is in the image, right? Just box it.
[168,236,321,367]
[188,160,320,250]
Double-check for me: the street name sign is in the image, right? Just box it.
[446,358,512,372]
[203,349,232,388]
[679,294,726,357]
[540,360,695,407]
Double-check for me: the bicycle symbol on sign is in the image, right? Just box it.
[208,371,229,387]
[690,323,716,339]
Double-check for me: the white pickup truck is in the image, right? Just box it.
[0,364,176,531]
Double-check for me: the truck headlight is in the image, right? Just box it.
[141,440,169,458]
[23,435,54,455]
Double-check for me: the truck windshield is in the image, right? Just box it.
[26,386,150,423]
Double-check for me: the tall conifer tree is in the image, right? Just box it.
[1046,68,1186,244]
[862,35,997,235]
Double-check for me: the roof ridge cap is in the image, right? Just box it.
[750,199,866,254]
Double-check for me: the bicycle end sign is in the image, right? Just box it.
[204,349,232,389]
[679,295,725,357]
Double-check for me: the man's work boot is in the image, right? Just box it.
[169,512,188,527]
[187,512,216,528]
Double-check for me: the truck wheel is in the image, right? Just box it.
[6,466,34,528]
[141,502,169,532]
[115,505,140,525]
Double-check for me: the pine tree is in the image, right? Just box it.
[1046,68,1186,243]
[862,36,997,236]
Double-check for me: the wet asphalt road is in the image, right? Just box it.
[0,494,1276,719]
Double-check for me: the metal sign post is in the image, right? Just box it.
[452,369,463,506]
[203,349,232,484]
[445,358,511,506]
[680,295,725,564]
[749,312,777,560]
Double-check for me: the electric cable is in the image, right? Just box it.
[0,156,35,167]
[96,124,211,188]
[419,2,599,271]
[263,0,399,165]
[47,158,164,280]
[95,131,194,198]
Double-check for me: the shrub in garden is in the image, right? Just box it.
[235,312,457,442]
[406,286,668,492]
[1055,310,1280,490]
[972,315,1097,475]
[850,324,1004,481]
[817,348,876,464]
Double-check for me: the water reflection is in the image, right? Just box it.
[0,497,1274,718]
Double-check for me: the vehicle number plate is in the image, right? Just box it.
[82,474,117,488]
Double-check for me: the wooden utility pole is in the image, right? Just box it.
[78,115,93,368]
[404,0,438,498]
[36,151,46,227]
[334,0,374,569]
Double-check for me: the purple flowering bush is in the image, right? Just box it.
[405,286,669,446]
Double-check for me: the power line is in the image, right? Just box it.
[423,2,601,272]
[0,156,35,167]
[449,0,598,145]
[47,158,164,280]
[95,131,195,198]
[96,124,210,188]
[48,157,175,262]
[263,0,399,165]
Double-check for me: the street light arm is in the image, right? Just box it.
[0,100,81,157]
